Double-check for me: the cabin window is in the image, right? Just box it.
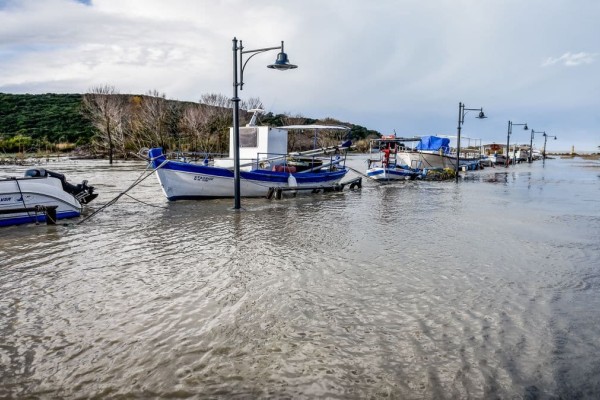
[239,128,258,148]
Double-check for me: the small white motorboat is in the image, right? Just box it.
[366,136,421,181]
[0,169,97,227]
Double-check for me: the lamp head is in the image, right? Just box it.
[524,124,529,130]
[477,110,487,119]
[267,51,298,70]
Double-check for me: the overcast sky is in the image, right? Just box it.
[1,0,599,151]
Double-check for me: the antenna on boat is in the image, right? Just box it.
[246,108,265,127]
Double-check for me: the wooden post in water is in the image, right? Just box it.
[45,206,57,225]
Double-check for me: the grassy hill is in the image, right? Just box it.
[0,92,379,156]
[0,93,95,144]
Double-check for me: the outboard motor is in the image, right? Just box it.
[25,168,98,204]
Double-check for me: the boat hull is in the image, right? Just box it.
[0,177,82,227]
[150,150,348,200]
[397,151,481,169]
[396,151,456,169]
[366,167,419,181]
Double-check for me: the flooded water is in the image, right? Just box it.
[1,156,599,399]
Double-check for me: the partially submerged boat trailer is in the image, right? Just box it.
[266,176,362,200]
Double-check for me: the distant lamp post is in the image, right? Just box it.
[231,37,297,209]
[529,129,544,163]
[456,102,486,182]
[505,121,528,167]
[542,132,557,162]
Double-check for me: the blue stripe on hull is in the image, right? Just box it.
[155,159,235,178]
[387,170,414,177]
[367,168,416,178]
[0,211,80,227]
[249,169,347,183]
[166,195,226,201]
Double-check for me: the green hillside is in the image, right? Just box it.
[0,92,379,157]
[0,93,95,144]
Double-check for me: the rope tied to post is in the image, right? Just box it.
[77,158,169,225]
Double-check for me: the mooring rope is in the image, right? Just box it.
[77,159,168,225]
[14,178,41,223]
[123,193,168,209]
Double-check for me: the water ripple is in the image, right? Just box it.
[2,158,600,398]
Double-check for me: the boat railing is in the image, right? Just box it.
[167,150,228,163]
[447,147,482,159]
[367,147,402,169]
[254,152,289,170]
[410,160,423,170]
[256,151,346,172]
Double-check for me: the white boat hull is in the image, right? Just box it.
[487,154,507,164]
[0,177,82,227]
[366,167,419,181]
[396,151,459,169]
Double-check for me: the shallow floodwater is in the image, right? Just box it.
[1,156,599,399]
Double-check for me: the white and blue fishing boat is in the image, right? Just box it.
[0,169,97,227]
[366,136,421,181]
[148,122,351,200]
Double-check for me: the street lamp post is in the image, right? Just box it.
[231,37,297,209]
[542,132,557,162]
[456,102,486,182]
[505,120,528,167]
[529,129,544,163]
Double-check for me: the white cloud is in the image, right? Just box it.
[542,52,598,67]
[1,0,600,150]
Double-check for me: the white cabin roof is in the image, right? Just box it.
[279,125,350,131]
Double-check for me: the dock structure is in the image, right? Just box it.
[0,205,58,225]
[267,177,362,200]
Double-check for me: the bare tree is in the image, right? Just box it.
[199,93,231,109]
[137,90,172,150]
[81,85,126,164]
[316,118,347,148]
[81,89,273,157]
[241,97,264,112]
[278,113,308,152]
[198,93,234,154]
[179,104,217,154]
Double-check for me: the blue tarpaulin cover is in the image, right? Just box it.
[415,136,450,154]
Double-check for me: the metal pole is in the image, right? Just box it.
[542,134,556,166]
[505,121,512,168]
[455,102,463,182]
[529,130,534,163]
[232,38,241,209]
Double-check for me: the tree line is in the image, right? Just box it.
[1,88,380,160]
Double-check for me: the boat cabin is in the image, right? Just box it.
[214,126,288,169]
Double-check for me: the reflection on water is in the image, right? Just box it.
[1,156,600,398]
